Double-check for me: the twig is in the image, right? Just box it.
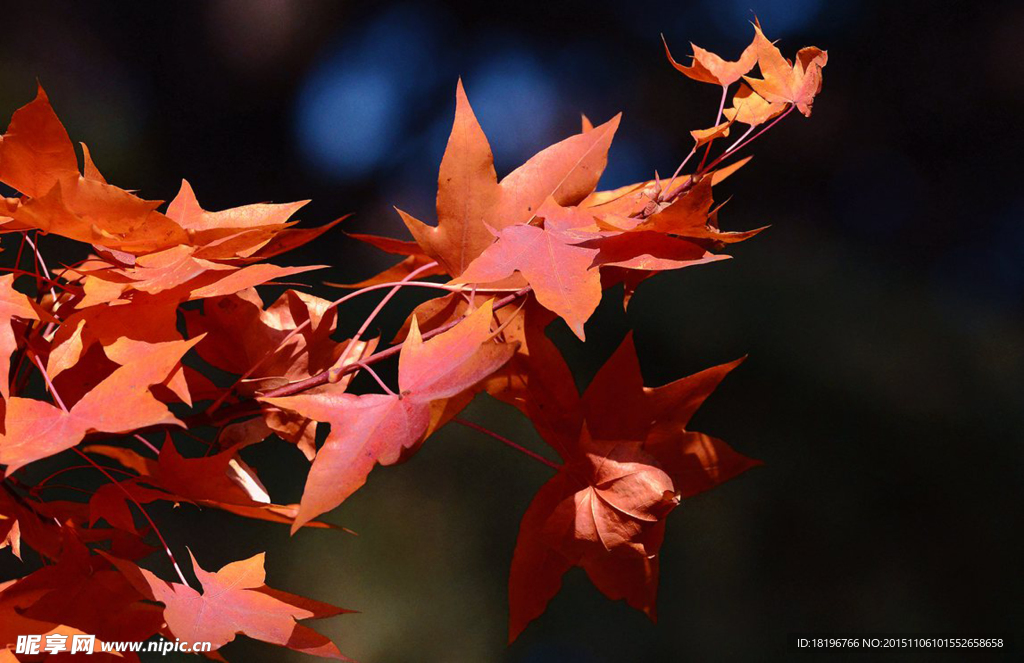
[454,418,561,470]
[133,434,161,456]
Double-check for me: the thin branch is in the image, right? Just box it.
[37,464,136,489]
[454,418,561,470]
[133,434,161,456]
[33,483,99,496]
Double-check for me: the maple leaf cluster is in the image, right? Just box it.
[0,23,824,660]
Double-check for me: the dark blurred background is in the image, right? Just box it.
[2,0,1022,660]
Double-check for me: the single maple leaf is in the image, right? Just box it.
[592,340,764,499]
[583,232,730,272]
[508,428,678,642]
[269,392,431,531]
[662,32,759,87]
[744,24,828,117]
[0,87,190,251]
[399,81,620,276]
[9,177,189,254]
[108,551,351,659]
[164,179,319,261]
[0,84,78,199]
[261,300,514,531]
[507,334,760,641]
[166,179,309,234]
[690,119,733,147]
[399,80,499,276]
